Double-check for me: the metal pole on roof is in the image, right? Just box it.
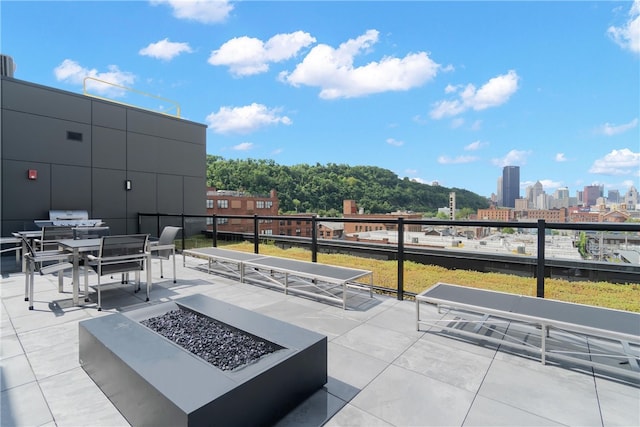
[397,217,404,300]
[311,215,317,263]
[253,215,259,254]
[536,219,545,298]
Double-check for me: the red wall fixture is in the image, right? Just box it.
[28,169,37,180]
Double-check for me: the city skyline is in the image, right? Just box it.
[2,0,638,198]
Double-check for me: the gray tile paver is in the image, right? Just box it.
[1,256,638,427]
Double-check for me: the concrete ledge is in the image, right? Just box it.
[79,295,327,427]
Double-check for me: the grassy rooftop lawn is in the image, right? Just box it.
[221,242,640,313]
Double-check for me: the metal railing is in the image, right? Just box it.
[83,77,181,117]
[138,212,640,301]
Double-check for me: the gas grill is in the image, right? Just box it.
[34,210,103,228]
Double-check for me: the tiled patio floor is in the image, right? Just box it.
[1,255,638,426]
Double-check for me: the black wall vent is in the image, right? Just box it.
[67,131,83,141]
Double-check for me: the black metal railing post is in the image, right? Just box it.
[156,214,161,239]
[397,217,404,300]
[253,215,259,254]
[537,219,545,298]
[311,215,318,263]
[212,214,218,247]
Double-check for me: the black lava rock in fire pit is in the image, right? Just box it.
[141,309,280,371]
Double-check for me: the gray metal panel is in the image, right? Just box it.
[91,100,126,130]
[246,256,373,281]
[183,176,206,215]
[421,283,521,312]
[1,159,51,221]
[128,133,204,176]
[157,175,183,214]
[514,297,640,337]
[2,110,92,166]
[92,168,126,218]
[127,171,157,219]
[126,132,158,174]
[2,78,91,123]
[51,164,91,210]
[92,126,126,169]
[127,108,206,144]
[185,247,267,262]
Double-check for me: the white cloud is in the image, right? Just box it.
[150,0,233,24]
[589,148,640,175]
[464,140,487,151]
[139,38,193,61]
[209,31,316,77]
[555,153,567,162]
[491,149,531,167]
[450,118,465,128]
[232,142,254,151]
[405,169,418,175]
[597,118,638,136]
[470,120,482,131]
[607,0,640,53]
[430,70,520,119]
[206,103,292,134]
[437,155,478,164]
[386,138,404,147]
[411,177,429,184]
[54,59,135,97]
[280,29,440,99]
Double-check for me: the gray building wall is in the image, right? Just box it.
[1,77,207,236]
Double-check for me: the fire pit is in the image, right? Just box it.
[79,295,327,427]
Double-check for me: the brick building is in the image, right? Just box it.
[477,206,515,221]
[206,187,279,235]
[342,200,422,235]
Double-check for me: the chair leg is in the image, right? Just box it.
[84,264,90,302]
[24,260,30,301]
[160,259,164,278]
[172,250,176,283]
[28,263,35,310]
[97,276,102,311]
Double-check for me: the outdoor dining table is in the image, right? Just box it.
[56,238,101,306]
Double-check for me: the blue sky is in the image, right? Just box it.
[2,0,638,199]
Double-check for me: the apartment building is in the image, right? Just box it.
[205,187,279,235]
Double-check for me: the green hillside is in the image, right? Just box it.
[206,155,490,215]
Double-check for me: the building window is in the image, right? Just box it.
[256,200,265,209]
[265,201,273,208]
[206,200,213,209]
[217,199,228,209]
[206,217,213,225]
[217,217,228,225]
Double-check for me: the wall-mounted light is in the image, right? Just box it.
[125,180,132,191]
[28,169,38,180]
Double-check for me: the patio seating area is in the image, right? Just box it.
[1,253,639,426]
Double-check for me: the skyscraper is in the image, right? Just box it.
[502,166,520,208]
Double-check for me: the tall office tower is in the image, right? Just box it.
[583,185,603,208]
[555,187,570,200]
[496,177,503,206]
[607,190,620,204]
[531,181,544,209]
[502,166,520,208]
[625,185,639,207]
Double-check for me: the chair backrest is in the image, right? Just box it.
[158,226,182,245]
[156,226,182,258]
[41,226,75,250]
[74,226,111,240]
[42,226,74,241]
[99,234,149,259]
